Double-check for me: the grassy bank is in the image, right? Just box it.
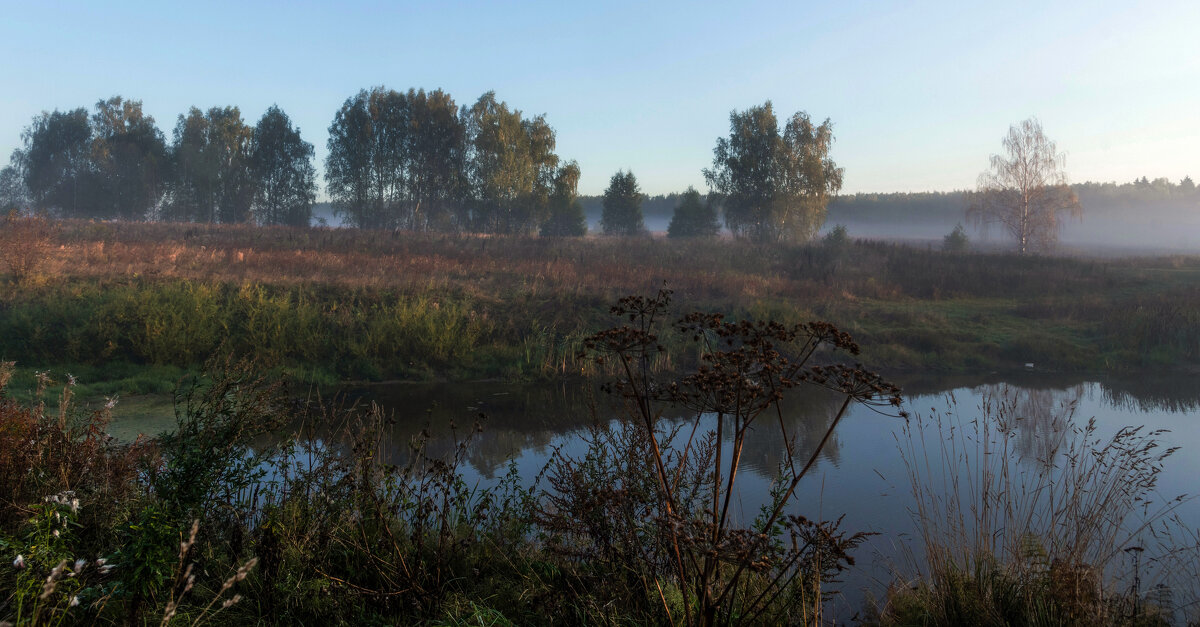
[2,220,1199,396]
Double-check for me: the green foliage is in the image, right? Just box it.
[705,101,843,242]
[0,494,97,625]
[539,160,586,237]
[163,106,255,224]
[464,91,561,235]
[823,223,849,247]
[600,169,644,235]
[325,87,467,230]
[943,223,970,252]
[153,357,285,522]
[90,97,169,221]
[249,106,316,227]
[667,186,720,238]
[110,504,178,621]
[16,100,169,221]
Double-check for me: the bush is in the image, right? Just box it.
[667,187,720,238]
[0,210,56,284]
[943,223,970,252]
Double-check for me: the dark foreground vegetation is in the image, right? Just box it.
[2,291,1190,626]
[2,218,1199,398]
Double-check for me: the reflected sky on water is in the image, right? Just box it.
[286,374,1200,619]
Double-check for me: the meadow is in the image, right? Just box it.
[1,217,1195,623]
[1,219,1198,402]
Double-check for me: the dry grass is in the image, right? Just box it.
[873,386,1184,626]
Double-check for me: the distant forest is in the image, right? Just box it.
[2,90,1196,241]
[826,176,1200,223]
[578,177,1200,235]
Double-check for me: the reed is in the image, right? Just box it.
[872,386,1184,626]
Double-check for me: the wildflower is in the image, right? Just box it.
[104,396,118,410]
[73,558,86,572]
[99,564,115,575]
[53,529,60,538]
[41,560,67,599]
[94,558,106,567]
[66,373,76,386]
[69,595,80,607]
[13,555,25,569]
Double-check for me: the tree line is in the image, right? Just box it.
[0,98,316,226]
[829,176,1200,224]
[0,92,844,242]
[0,88,594,235]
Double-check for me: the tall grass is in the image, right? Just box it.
[873,386,1184,626]
[6,218,1200,384]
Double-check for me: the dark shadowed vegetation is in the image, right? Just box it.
[0,298,903,625]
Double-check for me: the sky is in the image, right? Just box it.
[1,0,1198,197]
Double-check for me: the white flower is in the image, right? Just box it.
[53,529,60,538]
[69,498,79,513]
[104,396,118,410]
[66,373,76,386]
[94,558,106,567]
[69,595,80,607]
[73,558,86,572]
[13,555,25,569]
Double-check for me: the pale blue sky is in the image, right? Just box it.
[1,1,1197,196]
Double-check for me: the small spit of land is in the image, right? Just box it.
[2,220,1199,401]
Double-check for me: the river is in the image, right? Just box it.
[109,372,1200,621]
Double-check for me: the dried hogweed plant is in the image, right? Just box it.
[547,288,904,626]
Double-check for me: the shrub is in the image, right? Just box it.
[0,210,56,284]
[943,223,970,252]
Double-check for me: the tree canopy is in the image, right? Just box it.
[249,105,317,227]
[704,102,842,242]
[12,100,168,220]
[539,160,587,237]
[164,106,255,224]
[601,170,644,236]
[667,187,720,238]
[90,97,169,221]
[464,91,560,234]
[967,118,1082,254]
[19,108,94,217]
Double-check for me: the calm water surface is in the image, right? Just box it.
[112,373,1199,619]
[337,373,1200,618]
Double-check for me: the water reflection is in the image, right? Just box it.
[326,381,864,483]
[267,374,1200,621]
[316,374,1199,488]
[970,383,1085,464]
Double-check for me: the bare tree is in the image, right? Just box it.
[968,118,1081,254]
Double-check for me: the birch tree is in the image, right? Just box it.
[968,118,1082,254]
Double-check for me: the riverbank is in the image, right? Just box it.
[1,335,1191,625]
[2,221,1199,396]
